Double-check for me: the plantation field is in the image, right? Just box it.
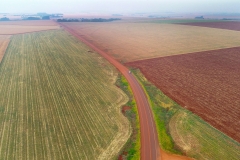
[126,47,240,143]
[0,35,11,62]
[63,22,240,62]
[0,25,59,35]
[0,30,130,159]
[134,69,240,160]
[180,21,240,31]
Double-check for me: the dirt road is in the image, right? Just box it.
[60,23,160,160]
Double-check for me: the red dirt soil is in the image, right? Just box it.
[160,149,193,160]
[122,106,131,114]
[180,21,240,31]
[127,46,240,143]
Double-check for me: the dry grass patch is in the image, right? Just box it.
[63,22,240,62]
[0,25,59,35]
[0,20,58,26]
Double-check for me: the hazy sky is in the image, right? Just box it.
[1,0,240,14]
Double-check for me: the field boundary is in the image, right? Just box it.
[0,36,11,63]
[0,28,60,35]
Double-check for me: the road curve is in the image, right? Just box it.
[59,23,160,160]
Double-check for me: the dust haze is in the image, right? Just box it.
[0,0,240,14]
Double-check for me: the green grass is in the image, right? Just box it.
[116,75,140,160]
[170,109,240,160]
[132,69,240,159]
[0,30,131,160]
[132,69,181,154]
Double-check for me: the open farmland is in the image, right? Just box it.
[180,21,240,31]
[0,25,59,35]
[0,20,59,35]
[0,35,11,62]
[0,20,58,26]
[134,69,240,160]
[127,47,240,143]
[63,22,240,62]
[0,30,130,159]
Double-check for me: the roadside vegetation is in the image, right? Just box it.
[116,75,140,160]
[132,69,240,160]
[0,30,131,160]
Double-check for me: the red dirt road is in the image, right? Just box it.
[60,23,160,160]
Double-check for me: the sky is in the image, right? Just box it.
[0,0,240,14]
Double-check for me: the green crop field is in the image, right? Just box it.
[0,30,131,160]
[169,109,240,160]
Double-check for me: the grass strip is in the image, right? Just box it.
[131,69,181,154]
[116,75,140,160]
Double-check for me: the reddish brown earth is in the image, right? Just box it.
[122,106,131,114]
[180,21,240,31]
[160,149,193,160]
[127,46,240,143]
[60,22,160,160]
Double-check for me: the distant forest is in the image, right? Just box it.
[0,17,10,21]
[57,18,121,22]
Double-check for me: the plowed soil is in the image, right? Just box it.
[180,21,240,31]
[127,46,240,143]
[62,22,240,62]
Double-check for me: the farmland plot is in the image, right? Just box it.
[0,25,59,35]
[169,110,240,160]
[63,22,240,62]
[0,30,130,160]
[0,20,58,26]
[0,35,11,62]
[126,47,240,143]
[133,69,240,160]
[180,21,240,31]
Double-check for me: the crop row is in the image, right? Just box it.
[0,30,130,159]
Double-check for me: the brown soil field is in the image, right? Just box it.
[0,25,59,35]
[126,46,240,143]
[62,22,240,62]
[0,20,58,26]
[180,21,240,31]
[0,35,11,62]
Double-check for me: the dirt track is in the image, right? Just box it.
[59,23,160,160]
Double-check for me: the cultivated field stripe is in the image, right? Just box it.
[0,30,130,159]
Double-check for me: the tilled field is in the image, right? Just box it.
[62,22,240,62]
[180,21,240,31]
[127,46,240,143]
